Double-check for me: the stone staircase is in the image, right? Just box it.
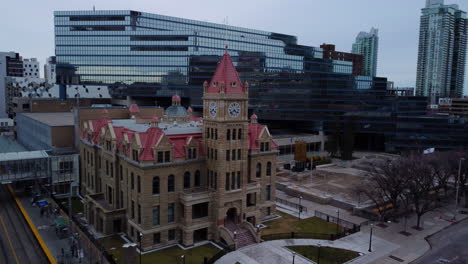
[225,221,257,248]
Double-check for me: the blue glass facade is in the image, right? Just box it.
[54,11,377,107]
[54,10,468,151]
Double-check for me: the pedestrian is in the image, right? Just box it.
[71,243,76,257]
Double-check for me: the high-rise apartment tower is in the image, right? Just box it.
[352,28,379,77]
[416,0,467,103]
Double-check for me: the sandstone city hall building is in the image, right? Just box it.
[79,50,278,251]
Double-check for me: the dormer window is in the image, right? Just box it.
[231,81,237,87]
[132,149,139,161]
[260,141,270,152]
[106,140,112,151]
[164,151,171,162]
[157,151,164,163]
[156,150,171,163]
[187,148,197,160]
[213,81,218,87]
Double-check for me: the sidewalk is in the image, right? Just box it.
[217,196,468,263]
[363,203,468,264]
[276,190,368,225]
[18,193,89,264]
[217,232,397,264]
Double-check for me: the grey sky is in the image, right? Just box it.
[1,0,467,92]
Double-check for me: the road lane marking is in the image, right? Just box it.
[0,215,20,264]
[7,184,56,264]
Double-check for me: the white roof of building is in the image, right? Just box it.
[111,119,202,135]
[0,150,48,162]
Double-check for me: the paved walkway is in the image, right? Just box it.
[17,192,89,264]
[218,199,468,264]
[217,232,397,264]
[276,190,368,224]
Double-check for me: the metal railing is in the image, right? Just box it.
[51,194,117,264]
[261,231,345,241]
[204,244,235,264]
[276,197,308,213]
[314,210,360,232]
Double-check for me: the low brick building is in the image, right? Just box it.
[79,51,278,251]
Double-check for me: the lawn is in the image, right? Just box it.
[261,211,340,237]
[142,244,220,264]
[99,235,221,264]
[57,197,84,215]
[287,245,360,264]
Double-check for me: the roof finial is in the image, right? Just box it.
[225,45,228,54]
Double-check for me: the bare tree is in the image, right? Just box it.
[356,183,390,221]
[444,151,468,207]
[402,155,436,229]
[426,152,454,198]
[359,157,409,221]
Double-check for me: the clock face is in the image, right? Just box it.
[209,102,217,117]
[228,103,241,118]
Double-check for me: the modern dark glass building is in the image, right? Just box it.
[54,10,468,151]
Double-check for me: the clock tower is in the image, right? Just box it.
[202,49,250,233]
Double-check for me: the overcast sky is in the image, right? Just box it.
[1,0,467,92]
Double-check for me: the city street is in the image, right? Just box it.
[414,217,468,264]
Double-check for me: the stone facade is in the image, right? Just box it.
[79,51,277,251]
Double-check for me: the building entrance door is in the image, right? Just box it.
[225,208,237,225]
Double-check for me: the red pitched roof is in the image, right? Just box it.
[206,50,244,94]
[139,127,164,161]
[248,122,278,150]
[91,118,109,144]
[167,134,204,158]
[248,123,264,150]
[172,95,181,102]
[113,126,136,153]
[129,104,140,113]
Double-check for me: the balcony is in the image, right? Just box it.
[247,182,261,192]
[180,187,210,204]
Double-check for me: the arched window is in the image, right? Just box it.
[266,162,272,176]
[232,129,236,140]
[184,171,191,189]
[226,129,231,140]
[167,175,175,192]
[256,163,262,178]
[206,128,210,139]
[194,170,201,187]
[238,128,242,139]
[152,177,160,195]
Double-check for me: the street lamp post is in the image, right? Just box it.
[336,209,340,234]
[368,224,374,252]
[317,243,321,264]
[298,195,303,219]
[138,232,143,264]
[455,158,465,214]
[292,252,296,264]
[181,255,185,264]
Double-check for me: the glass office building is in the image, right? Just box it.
[54,11,380,108]
[54,10,468,151]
